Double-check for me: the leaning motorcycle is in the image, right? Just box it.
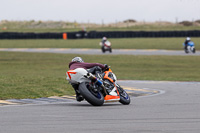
[183,41,196,53]
[99,41,112,53]
[66,67,130,106]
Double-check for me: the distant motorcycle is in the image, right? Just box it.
[183,41,196,53]
[99,41,112,53]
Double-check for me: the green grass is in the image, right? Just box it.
[1,23,200,32]
[0,38,199,50]
[1,52,200,100]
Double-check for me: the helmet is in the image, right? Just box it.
[102,37,107,41]
[186,37,191,41]
[72,57,84,62]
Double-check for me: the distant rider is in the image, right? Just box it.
[101,37,108,48]
[184,37,191,50]
[68,57,108,102]
[101,37,107,44]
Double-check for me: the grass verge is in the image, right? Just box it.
[1,23,200,32]
[0,52,200,99]
[0,38,199,50]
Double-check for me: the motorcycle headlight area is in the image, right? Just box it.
[104,79,115,93]
[108,72,117,82]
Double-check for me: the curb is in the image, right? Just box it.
[0,86,159,106]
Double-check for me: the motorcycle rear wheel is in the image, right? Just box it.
[79,82,104,106]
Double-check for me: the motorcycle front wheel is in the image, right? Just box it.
[79,82,104,106]
[192,48,196,53]
[117,86,130,105]
[101,47,105,53]
[109,48,112,53]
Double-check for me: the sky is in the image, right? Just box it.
[1,0,200,24]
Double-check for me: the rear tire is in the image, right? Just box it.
[79,82,104,106]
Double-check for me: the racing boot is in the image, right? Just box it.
[76,93,84,102]
[72,84,84,102]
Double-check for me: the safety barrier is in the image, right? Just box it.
[0,30,200,39]
[87,30,200,38]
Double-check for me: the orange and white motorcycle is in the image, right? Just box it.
[66,67,130,106]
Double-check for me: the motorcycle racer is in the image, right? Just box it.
[184,37,191,51]
[183,37,196,53]
[99,37,112,53]
[101,37,107,45]
[68,57,108,102]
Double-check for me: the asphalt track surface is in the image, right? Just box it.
[1,49,200,133]
[0,48,200,55]
[0,81,200,133]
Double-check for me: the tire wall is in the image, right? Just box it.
[0,30,200,39]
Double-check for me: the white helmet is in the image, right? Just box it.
[72,57,84,62]
[186,37,191,41]
[102,37,107,41]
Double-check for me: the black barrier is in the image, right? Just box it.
[0,32,63,39]
[0,30,200,39]
[0,31,86,39]
[87,30,200,38]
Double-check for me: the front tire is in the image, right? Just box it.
[79,82,104,106]
[102,47,105,53]
[117,86,130,105]
[192,48,196,53]
[185,49,189,53]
